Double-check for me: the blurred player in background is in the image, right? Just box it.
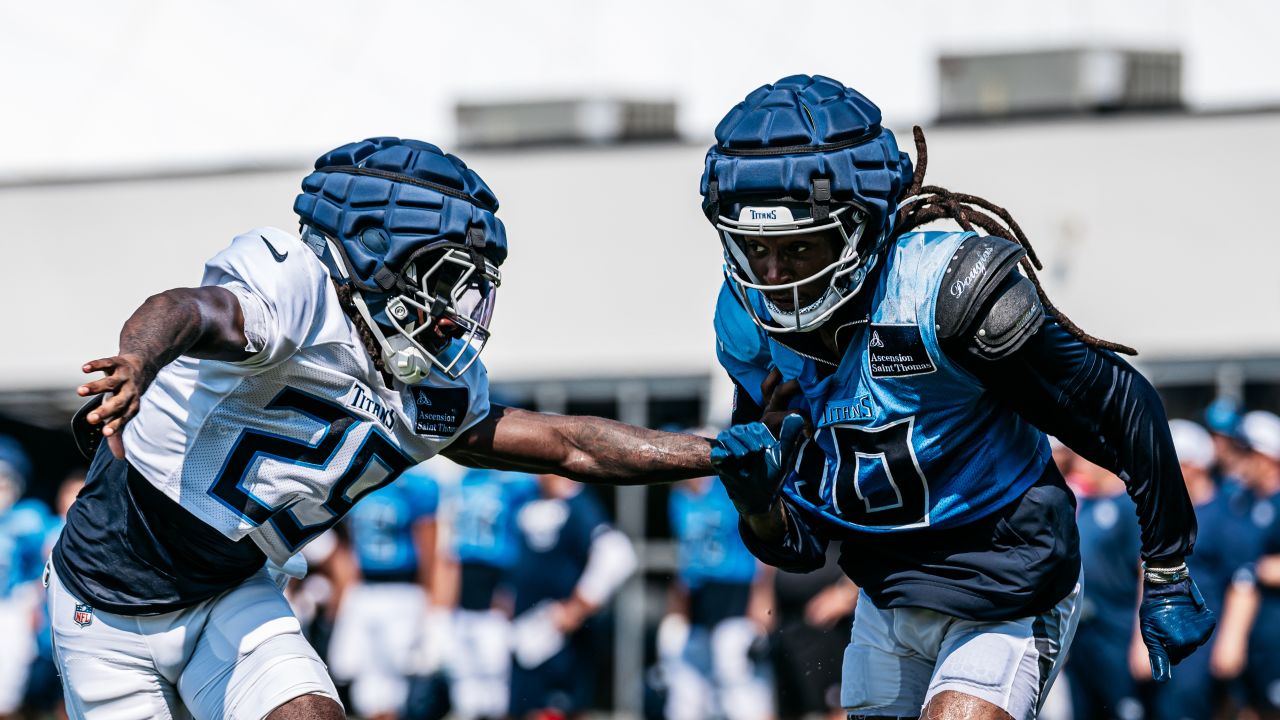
[702,75,1214,720]
[1141,420,1242,720]
[55,138,714,720]
[23,470,85,720]
[0,437,48,720]
[1062,457,1142,720]
[1213,411,1280,720]
[327,462,440,720]
[660,474,773,720]
[1204,399,1249,497]
[445,468,539,720]
[508,474,636,720]
[769,551,856,720]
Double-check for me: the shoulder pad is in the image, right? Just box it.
[934,235,1027,341]
[972,275,1044,360]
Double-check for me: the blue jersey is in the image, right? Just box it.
[1076,493,1141,636]
[510,488,609,615]
[1187,490,1252,614]
[1244,492,1280,647]
[347,464,439,581]
[0,499,52,597]
[451,469,539,569]
[717,231,1049,534]
[670,479,757,588]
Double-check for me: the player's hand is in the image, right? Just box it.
[804,580,858,630]
[550,595,594,634]
[759,369,812,438]
[711,415,806,516]
[1139,566,1217,683]
[77,353,155,459]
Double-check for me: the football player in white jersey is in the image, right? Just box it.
[50,138,714,720]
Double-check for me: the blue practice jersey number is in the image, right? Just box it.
[209,387,415,553]
[822,417,929,528]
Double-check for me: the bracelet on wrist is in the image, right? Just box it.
[1143,561,1189,585]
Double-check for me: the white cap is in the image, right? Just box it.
[1241,410,1280,462]
[1168,420,1214,471]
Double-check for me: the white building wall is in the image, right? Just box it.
[2,111,1278,395]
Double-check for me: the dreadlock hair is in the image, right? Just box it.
[893,126,1136,356]
[333,281,398,388]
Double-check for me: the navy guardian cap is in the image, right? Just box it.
[295,138,506,381]
[700,75,913,332]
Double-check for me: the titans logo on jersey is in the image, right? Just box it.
[120,228,491,566]
[715,231,1049,534]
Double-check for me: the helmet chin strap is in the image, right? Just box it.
[385,335,432,384]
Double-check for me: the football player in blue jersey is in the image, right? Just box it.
[662,475,773,720]
[699,76,1215,720]
[0,437,50,720]
[507,474,636,720]
[327,463,441,720]
[1140,420,1249,720]
[58,138,715,720]
[1212,411,1280,720]
[1063,459,1143,720]
[444,468,540,720]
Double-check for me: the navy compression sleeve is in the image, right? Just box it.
[948,320,1196,563]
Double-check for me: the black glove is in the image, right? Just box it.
[710,415,806,515]
[1139,562,1217,683]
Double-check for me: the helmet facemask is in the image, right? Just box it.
[307,227,500,383]
[716,202,878,333]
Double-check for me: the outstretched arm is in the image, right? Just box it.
[442,404,713,484]
[78,287,250,454]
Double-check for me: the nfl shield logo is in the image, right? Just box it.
[73,603,94,628]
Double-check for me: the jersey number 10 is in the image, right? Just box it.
[819,416,930,529]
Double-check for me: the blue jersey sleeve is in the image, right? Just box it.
[714,282,773,408]
[948,320,1196,563]
[737,498,829,574]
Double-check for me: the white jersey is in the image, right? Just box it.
[122,227,490,566]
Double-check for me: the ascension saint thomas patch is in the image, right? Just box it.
[411,385,470,438]
[868,324,937,378]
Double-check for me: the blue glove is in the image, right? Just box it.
[1139,565,1217,683]
[710,415,806,516]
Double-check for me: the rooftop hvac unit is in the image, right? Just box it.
[938,48,1182,121]
[456,98,678,148]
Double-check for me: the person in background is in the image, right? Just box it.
[661,474,774,720]
[0,437,48,720]
[1212,410,1280,720]
[445,468,539,720]
[23,470,85,720]
[768,549,856,720]
[326,463,441,720]
[1204,399,1250,504]
[1143,420,1243,719]
[508,474,636,720]
[1065,458,1144,720]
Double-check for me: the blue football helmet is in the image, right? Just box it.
[294,138,507,381]
[700,75,913,332]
